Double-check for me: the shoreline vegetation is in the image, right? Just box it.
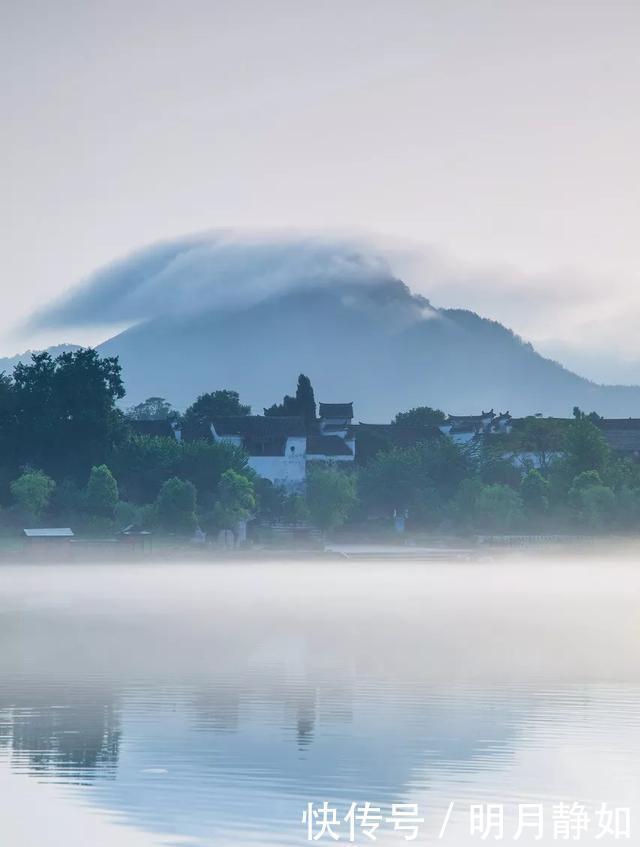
[2,348,640,555]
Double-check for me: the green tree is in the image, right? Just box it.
[306,464,357,532]
[110,434,248,505]
[10,470,56,521]
[475,484,523,533]
[110,434,182,504]
[567,470,616,530]
[264,374,317,431]
[575,483,616,530]
[520,469,550,516]
[392,406,446,427]
[126,396,176,421]
[212,469,256,530]
[85,464,119,518]
[513,417,564,471]
[295,374,317,430]
[563,417,610,478]
[156,477,197,534]
[359,446,437,521]
[448,478,485,531]
[175,439,249,503]
[11,349,125,480]
[182,390,250,439]
[359,439,471,522]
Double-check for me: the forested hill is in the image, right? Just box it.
[91,281,640,419]
[7,243,640,419]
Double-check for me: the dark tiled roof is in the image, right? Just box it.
[129,419,177,439]
[598,419,640,430]
[356,422,442,441]
[319,402,353,419]
[446,415,486,424]
[597,420,640,454]
[307,435,354,457]
[211,416,306,438]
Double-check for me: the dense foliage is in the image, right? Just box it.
[2,350,640,541]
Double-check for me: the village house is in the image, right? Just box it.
[597,418,640,460]
[208,403,356,490]
[318,403,354,436]
[438,410,513,445]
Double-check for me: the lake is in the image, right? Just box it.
[0,558,638,845]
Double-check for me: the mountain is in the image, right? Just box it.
[0,344,81,374]
[15,233,640,420]
[93,279,640,420]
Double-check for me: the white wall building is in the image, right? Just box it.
[210,408,355,490]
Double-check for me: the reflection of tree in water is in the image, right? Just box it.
[0,688,120,781]
[296,696,316,748]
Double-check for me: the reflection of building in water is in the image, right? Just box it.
[0,688,120,780]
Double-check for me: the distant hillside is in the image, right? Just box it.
[17,233,640,420]
[93,279,640,420]
[0,344,81,375]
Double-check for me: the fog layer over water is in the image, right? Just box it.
[0,559,639,846]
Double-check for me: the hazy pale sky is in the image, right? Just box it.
[2,0,640,381]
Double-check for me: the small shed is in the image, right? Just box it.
[117,525,153,552]
[23,528,74,556]
[23,528,74,541]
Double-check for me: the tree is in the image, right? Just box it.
[182,390,250,439]
[573,407,602,422]
[359,446,438,521]
[295,374,317,430]
[306,464,357,532]
[264,374,317,431]
[176,439,249,503]
[475,484,523,533]
[579,484,615,530]
[448,478,485,531]
[85,464,119,518]
[393,406,446,428]
[359,439,471,518]
[568,470,615,530]
[110,434,249,505]
[126,396,176,421]
[110,434,182,504]
[520,469,550,516]
[212,469,256,530]
[156,477,197,534]
[564,418,610,477]
[11,349,126,480]
[514,417,564,471]
[10,470,56,521]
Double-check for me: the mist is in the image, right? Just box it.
[27,231,400,332]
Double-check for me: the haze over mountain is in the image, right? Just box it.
[13,233,640,420]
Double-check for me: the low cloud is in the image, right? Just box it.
[25,229,640,386]
[28,231,398,331]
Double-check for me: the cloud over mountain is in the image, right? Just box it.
[19,231,640,420]
[29,232,404,330]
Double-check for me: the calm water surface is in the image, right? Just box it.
[0,559,639,846]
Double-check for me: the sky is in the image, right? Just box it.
[2,0,640,382]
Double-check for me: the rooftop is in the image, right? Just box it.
[23,528,74,538]
[319,402,353,419]
[211,415,306,438]
[598,418,640,430]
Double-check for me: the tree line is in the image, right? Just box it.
[1,348,639,538]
